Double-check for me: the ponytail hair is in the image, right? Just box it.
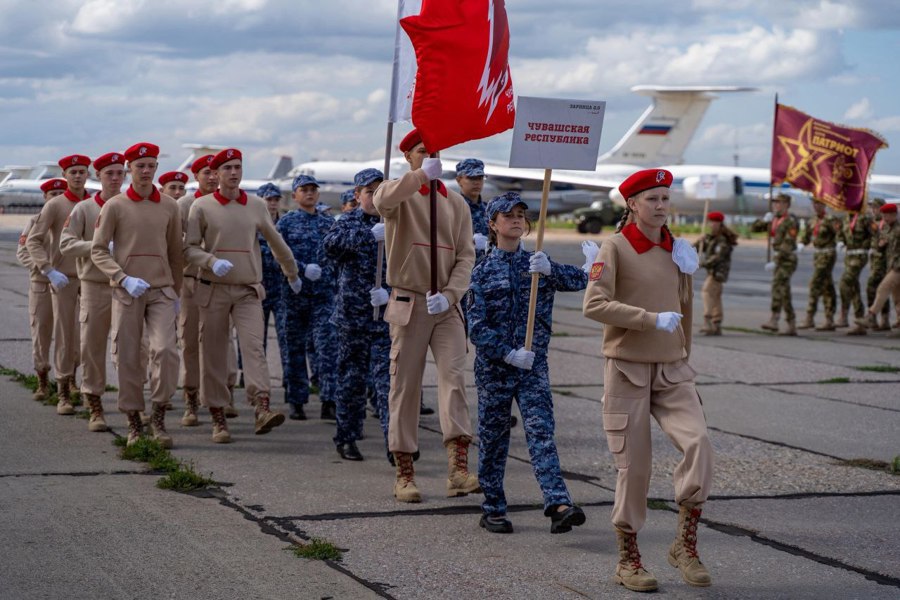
[615,206,632,233]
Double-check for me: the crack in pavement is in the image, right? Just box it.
[0,469,152,478]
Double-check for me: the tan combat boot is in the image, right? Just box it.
[710,321,722,336]
[760,313,779,331]
[56,376,75,415]
[181,388,200,427]
[210,406,232,444]
[614,529,658,592]
[393,452,422,503]
[85,394,107,432]
[445,436,482,497]
[699,318,712,335]
[815,315,836,331]
[876,313,891,331]
[125,410,143,447]
[777,319,797,336]
[668,505,712,587]
[149,402,173,449]
[254,394,285,435]
[225,385,238,418]
[796,313,815,329]
[835,310,849,328]
[846,320,867,336]
[32,369,50,402]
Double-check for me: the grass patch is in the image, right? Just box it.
[892,456,900,475]
[647,499,670,510]
[837,457,900,476]
[551,331,570,337]
[723,326,774,335]
[854,365,900,373]
[75,409,90,420]
[156,461,215,491]
[119,437,180,472]
[113,435,127,448]
[288,538,343,561]
[818,377,851,384]
[551,388,574,397]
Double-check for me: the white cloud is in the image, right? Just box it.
[844,97,874,120]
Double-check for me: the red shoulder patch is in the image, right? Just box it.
[590,261,605,281]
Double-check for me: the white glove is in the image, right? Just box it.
[529,251,552,276]
[421,157,443,180]
[581,240,600,264]
[764,261,776,272]
[289,277,302,294]
[763,212,774,223]
[174,299,181,315]
[45,269,69,290]
[796,242,805,253]
[425,291,450,315]
[212,259,233,277]
[371,223,385,242]
[473,233,488,251]
[672,238,700,274]
[122,276,150,298]
[108,241,114,253]
[836,241,846,254]
[370,287,389,307]
[304,263,322,281]
[655,312,683,333]
[504,348,535,370]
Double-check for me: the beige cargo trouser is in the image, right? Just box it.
[870,269,900,319]
[701,275,723,324]
[79,280,112,396]
[50,277,81,380]
[28,278,54,373]
[180,277,239,393]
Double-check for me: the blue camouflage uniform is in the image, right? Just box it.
[256,183,284,354]
[466,193,588,518]
[456,158,490,264]
[322,168,391,452]
[276,175,338,408]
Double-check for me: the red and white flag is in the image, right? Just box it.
[400,0,515,152]
[389,0,422,123]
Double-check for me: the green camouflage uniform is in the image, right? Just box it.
[770,213,799,320]
[867,217,892,319]
[839,212,873,318]
[695,233,734,282]
[800,213,841,319]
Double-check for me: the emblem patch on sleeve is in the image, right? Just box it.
[590,261,605,281]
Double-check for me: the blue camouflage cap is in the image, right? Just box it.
[340,189,356,205]
[486,192,528,220]
[292,174,320,192]
[316,202,332,215]
[256,182,282,199]
[354,168,384,188]
[455,158,485,177]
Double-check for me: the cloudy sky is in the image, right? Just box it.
[1,0,899,177]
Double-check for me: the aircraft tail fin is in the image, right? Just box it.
[598,85,756,166]
[267,155,293,180]
[175,143,228,173]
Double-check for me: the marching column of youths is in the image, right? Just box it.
[17,134,900,593]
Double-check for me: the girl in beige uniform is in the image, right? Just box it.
[583,168,713,593]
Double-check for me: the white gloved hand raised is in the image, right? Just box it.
[212,259,233,277]
[655,312,683,333]
[421,157,443,181]
[763,212,774,223]
[371,223,385,242]
[289,277,302,294]
[504,348,535,370]
[836,241,846,254]
[122,276,150,298]
[45,269,69,290]
[581,240,600,264]
[529,251,552,276]
[796,242,805,253]
[304,263,322,281]
[764,261,776,272]
[369,287,389,307]
[425,291,450,315]
[473,233,488,251]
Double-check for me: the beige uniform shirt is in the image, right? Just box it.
[59,194,108,283]
[177,193,202,279]
[25,190,86,276]
[17,216,50,283]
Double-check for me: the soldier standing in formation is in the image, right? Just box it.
[255,182,286,355]
[761,193,800,336]
[797,200,842,331]
[159,171,188,200]
[455,158,489,262]
[25,154,91,414]
[59,152,126,432]
[584,168,713,592]
[339,189,357,214]
[184,148,301,443]
[373,128,479,503]
[856,203,900,335]
[17,178,67,401]
[866,199,893,330]
[90,142,182,447]
[839,207,873,335]
[693,211,737,336]
[467,192,595,535]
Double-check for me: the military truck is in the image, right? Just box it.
[572,200,625,234]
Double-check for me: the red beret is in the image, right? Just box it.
[399,129,424,153]
[880,203,898,214]
[159,171,188,185]
[210,148,242,170]
[191,154,215,175]
[58,154,91,170]
[40,178,67,193]
[707,211,725,222]
[619,168,673,199]
[93,152,125,172]
[124,142,160,162]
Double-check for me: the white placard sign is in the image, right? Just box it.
[696,174,719,200]
[509,96,606,170]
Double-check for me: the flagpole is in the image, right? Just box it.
[524,168,552,351]
[767,93,778,264]
[373,123,393,319]
[430,153,438,295]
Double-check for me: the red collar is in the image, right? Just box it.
[622,223,673,254]
[126,185,161,203]
[93,191,106,208]
[62,189,85,203]
[418,181,448,197]
[214,190,247,206]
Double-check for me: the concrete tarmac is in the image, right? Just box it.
[0,223,898,599]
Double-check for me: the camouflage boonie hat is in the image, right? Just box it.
[256,182,282,199]
[354,168,384,188]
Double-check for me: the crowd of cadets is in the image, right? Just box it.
[15,132,900,593]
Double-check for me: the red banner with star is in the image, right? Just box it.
[771,103,888,212]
